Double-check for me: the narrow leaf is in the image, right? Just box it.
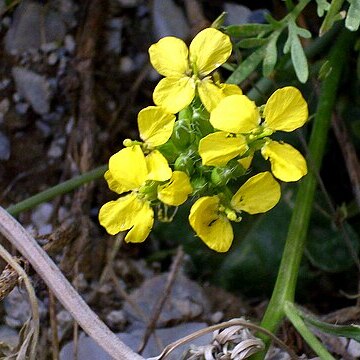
[225,24,272,37]
[237,38,268,49]
[296,305,360,341]
[291,35,309,83]
[226,46,266,84]
[346,0,360,31]
[262,34,279,77]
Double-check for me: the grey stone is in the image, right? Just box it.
[31,203,54,231]
[152,0,189,40]
[59,322,211,360]
[123,273,210,327]
[12,67,51,115]
[0,325,19,347]
[223,3,252,26]
[5,1,66,54]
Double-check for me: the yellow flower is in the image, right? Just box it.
[99,145,172,242]
[189,172,280,252]
[149,28,238,113]
[200,87,308,181]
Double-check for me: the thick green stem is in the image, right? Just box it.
[255,27,355,355]
[6,165,107,217]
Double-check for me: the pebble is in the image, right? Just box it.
[12,67,52,115]
[15,102,29,115]
[0,131,10,160]
[47,137,65,158]
[31,203,54,234]
[48,52,59,65]
[64,34,76,54]
[0,78,11,90]
[105,310,126,329]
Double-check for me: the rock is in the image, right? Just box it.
[5,1,66,54]
[0,132,10,160]
[152,0,189,40]
[12,67,51,115]
[59,322,211,360]
[64,34,76,53]
[123,272,210,327]
[4,288,32,327]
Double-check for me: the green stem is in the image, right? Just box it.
[284,302,335,360]
[254,28,355,356]
[6,165,108,217]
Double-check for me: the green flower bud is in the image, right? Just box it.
[190,177,208,196]
[171,119,191,149]
[211,160,246,186]
[174,152,194,175]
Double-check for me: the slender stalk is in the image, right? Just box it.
[255,27,355,356]
[284,302,335,360]
[6,165,107,217]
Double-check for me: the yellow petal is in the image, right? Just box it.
[125,201,154,243]
[145,150,172,181]
[158,171,192,206]
[220,83,243,97]
[99,193,142,235]
[238,152,254,170]
[149,36,189,77]
[153,76,195,113]
[210,95,259,133]
[138,106,176,147]
[104,170,128,195]
[197,77,225,112]
[261,141,308,182]
[189,196,233,252]
[263,87,308,132]
[189,28,232,76]
[109,146,147,191]
[199,132,248,166]
[231,172,281,214]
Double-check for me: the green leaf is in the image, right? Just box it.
[305,212,360,272]
[225,24,273,37]
[291,35,309,83]
[226,46,266,84]
[295,305,360,341]
[237,38,268,49]
[262,35,279,77]
[315,0,331,16]
[346,0,360,31]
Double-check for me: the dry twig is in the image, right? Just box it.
[0,206,144,360]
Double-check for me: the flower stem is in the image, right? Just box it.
[254,27,355,357]
[6,165,108,217]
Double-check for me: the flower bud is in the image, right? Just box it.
[171,119,191,149]
[211,160,246,186]
[190,177,208,196]
[174,152,194,175]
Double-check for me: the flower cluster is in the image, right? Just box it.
[99,28,309,252]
